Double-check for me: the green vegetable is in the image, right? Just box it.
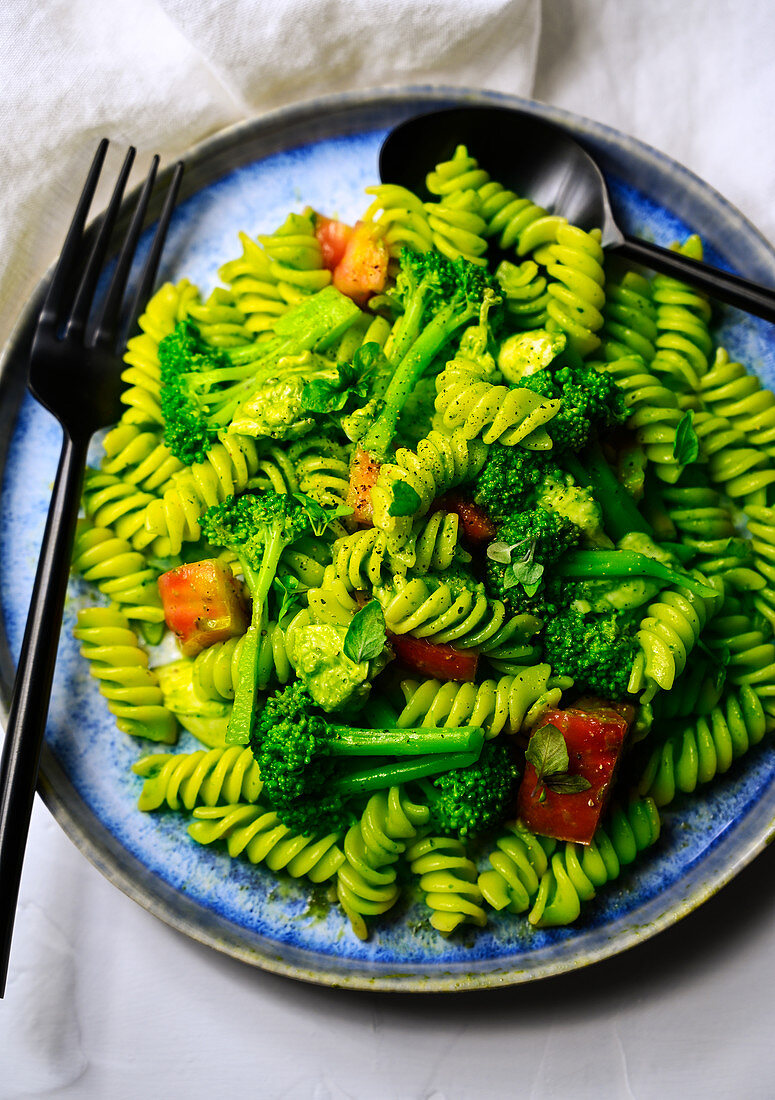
[359,247,498,460]
[343,600,387,663]
[555,549,718,598]
[200,490,343,744]
[525,722,592,800]
[388,482,422,518]
[673,410,700,465]
[250,682,485,834]
[158,286,360,464]
[418,740,521,838]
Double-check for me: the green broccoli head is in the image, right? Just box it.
[518,357,627,454]
[541,603,638,699]
[159,321,228,465]
[250,682,349,835]
[485,508,581,604]
[423,740,520,838]
[473,444,560,522]
[202,490,312,567]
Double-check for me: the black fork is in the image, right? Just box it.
[0,141,184,996]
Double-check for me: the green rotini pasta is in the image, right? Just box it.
[406,835,487,935]
[132,746,263,811]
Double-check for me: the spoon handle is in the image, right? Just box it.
[612,235,775,324]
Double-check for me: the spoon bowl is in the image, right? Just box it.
[379,105,775,324]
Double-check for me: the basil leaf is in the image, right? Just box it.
[388,482,422,518]
[525,723,569,781]
[486,541,515,565]
[673,410,700,465]
[544,774,593,795]
[300,379,350,414]
[343,600,387,663]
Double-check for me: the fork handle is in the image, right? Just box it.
[0,429,88,997]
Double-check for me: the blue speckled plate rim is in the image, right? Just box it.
[2,85,775,993]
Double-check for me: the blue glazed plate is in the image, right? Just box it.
[2,88,775,992]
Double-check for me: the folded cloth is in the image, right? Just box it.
[0,0,540,346]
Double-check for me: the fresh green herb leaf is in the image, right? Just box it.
[272,574,304,626]
[343,600,387,663]
[544,773,592,795]
[301,379,350,414]
[511,558,544,590]
[388,482,422,518]
[673,410,700,465]
[486,541,515,565]
[525,723,569,781]
[292,493,342,537]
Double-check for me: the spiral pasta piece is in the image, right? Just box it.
[478,824,554,914]
[70,520,165,639]
[332,511,463,588]
[424,190,489,266]
[538,223,606,357]
[120,280,199,425]
[363,184,434,261]
[628,575,722,701]
[189,803,344,883]
[649,236,713,394]
[745,505,775,628]
[336,787,430,939]
[599,355,685,483]
[377,576,540,659]
[433,363,560,447]
[396,664,566,738]
[371,430,489,540]
[638,686,770,807]
[143,433,265,554]
[601,269,657,363]
[218,213,331,338]
[700,347,775,455]
[183,286,254,349]
[74,606,177,743]
[132,746,262,811]
[692,407,775,503]
[406,835,486,935]
[290,435,351,515]
[82,469,171,556]
[192,623,295,701]
[496,259,551,329]
[101,422,183,496]
[526,799,661,927]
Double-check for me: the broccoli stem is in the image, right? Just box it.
[227,527,290,745]
[564,443,652,542]
[361,301,476,459]
[556,550,717,597]
[326,726,484,757]
[332,751,481,798]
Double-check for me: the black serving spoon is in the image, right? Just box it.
[379,106,775,324]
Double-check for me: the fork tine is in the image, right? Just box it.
[64,146,136,340]
[92,154,159,348]
[122,160,184,346]
[39,139,109,329]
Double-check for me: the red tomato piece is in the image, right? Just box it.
[433,493,497,543]
[314,213,354,272]
[158,559,249,658]
[347,446,381,526]
[517,698,633,844]
[388,632,478,683]
[332,221,388,307]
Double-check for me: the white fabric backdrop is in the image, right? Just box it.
[1,1,775,1096]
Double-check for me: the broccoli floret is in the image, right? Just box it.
[359,247,498,460]
[485,508,580,603]
[201,490,340,743]
[418,740,520,838]
[535,473,608,547]
[158,286,361,465]
[250,683,485,835]
[473,444,559,521]
[542,605,638,699]
[518,355,627,454]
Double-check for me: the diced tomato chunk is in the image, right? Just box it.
[433,493,496,543]
[517,698,632,844]
[314,213,354,271]
[332,221,388,307]
[388,632,478,682]
[158,559,249,658]
[347,446,381,526]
